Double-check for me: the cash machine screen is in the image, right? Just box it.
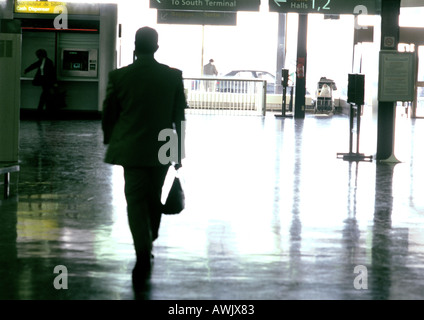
[63,50,89,71]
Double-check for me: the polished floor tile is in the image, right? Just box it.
[1,109,424,300]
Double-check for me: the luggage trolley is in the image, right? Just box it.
[315,77,337,113]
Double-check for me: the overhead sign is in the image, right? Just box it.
[157,10,236,25]
[269,0,379,15]
[15,1,66,14]
[14,1,100,15]
[150,0,260,12]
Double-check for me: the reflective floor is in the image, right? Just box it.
[1,108,424,300]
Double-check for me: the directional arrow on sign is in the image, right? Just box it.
[274,0,287,6]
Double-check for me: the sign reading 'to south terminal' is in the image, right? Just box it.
[269,0,379,15]
[157,10,237,25]
[150,0,261,12]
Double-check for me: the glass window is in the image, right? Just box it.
[257,72,275,82]
[416,87,424,117]
[418,46,424,82]
[237,71,254,79]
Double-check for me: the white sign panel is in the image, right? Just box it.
[378,51,416,102]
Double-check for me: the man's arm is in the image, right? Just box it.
[173,71,187,168]
[102,71,121,144]
[24,60,41,74]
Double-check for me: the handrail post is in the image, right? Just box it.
[262,80,267,116]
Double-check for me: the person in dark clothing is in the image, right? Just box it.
[203,58,218,77]
[24,49,56,113]
[203,58,218,91]
[102,27,187,290]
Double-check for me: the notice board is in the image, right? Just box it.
[378,51,416,102]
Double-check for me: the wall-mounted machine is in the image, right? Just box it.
[14,1,117,115]
[60,48,98,78]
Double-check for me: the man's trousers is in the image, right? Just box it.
[123,166,169,258]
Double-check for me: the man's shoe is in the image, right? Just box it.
[132,254,152,291]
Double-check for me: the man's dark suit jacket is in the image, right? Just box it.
[102,56,187,167]
[24,57,56,87]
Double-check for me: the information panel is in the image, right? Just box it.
[150,0,260,12]
[269,0,378,15]
[15,0,65,14]
[378,51,416,102]
[14,1,100,15]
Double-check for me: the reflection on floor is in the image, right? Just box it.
[1,109,424,300]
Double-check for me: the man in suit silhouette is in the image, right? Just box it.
[102,27,187,288]
[24,49,56,113]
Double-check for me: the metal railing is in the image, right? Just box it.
[183,77,267,116]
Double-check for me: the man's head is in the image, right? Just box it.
[36,49,47,60]
[135,27,159,55]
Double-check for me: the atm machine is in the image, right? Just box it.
[14,1,117,116]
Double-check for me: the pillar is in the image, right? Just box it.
[376,0,401,160]
[294,14,307,119]
[275,13,287,95]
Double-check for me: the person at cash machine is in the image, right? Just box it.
[24,49,57,114]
